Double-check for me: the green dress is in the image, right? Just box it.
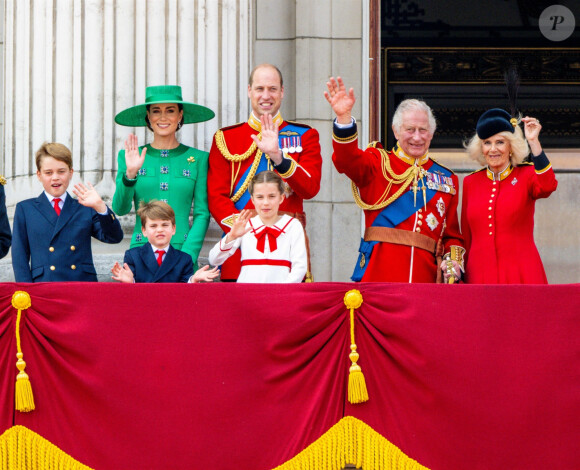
[112,144,210,263]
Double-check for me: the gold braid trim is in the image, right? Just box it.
[273,416,429,470]
[0,425,94,469]
[351,148,420,211]
[230,150,265,203]
[215,129,260,162]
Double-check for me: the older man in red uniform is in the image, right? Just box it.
[324,77,464,283]
[208,64,322,281]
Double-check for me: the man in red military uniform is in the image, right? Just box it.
[324,77,464,283]
[208,64,322,281]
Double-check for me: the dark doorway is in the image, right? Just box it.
[380,1,580,148]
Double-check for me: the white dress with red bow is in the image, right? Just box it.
[208,214,307,283]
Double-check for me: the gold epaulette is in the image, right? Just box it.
[429,157,458,175]
[285,120,312,129]
[219,121,245,132]
[366,141,382,149]
[0,175,6,185]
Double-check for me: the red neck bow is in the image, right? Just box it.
[255,226,282,253]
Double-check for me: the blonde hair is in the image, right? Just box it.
[137,200,176,227]
[465,124,529,167]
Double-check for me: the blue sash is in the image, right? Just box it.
[232,123,309,210]
[233,155,269,210]
[351,160,452,281]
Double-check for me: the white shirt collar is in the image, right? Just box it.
[150,243,171,254]
[44,191,67,204]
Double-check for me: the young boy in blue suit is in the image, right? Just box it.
[12,142,124,282]
[111,200,218,283]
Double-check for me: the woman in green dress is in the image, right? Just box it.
[113,85,215,263]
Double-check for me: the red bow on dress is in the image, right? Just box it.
[255,226,282,253]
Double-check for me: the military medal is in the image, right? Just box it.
[425,170,456,195]
[436,197,446,217]
[295,136,303,153]
[288,137,296,154]
[426,212,439,231]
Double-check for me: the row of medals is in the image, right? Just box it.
[280,136,302,154]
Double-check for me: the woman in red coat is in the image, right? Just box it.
[461,109,557,284]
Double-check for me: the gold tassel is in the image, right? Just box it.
[272,416,430,470]
[344,289,368,404]
[0,425,94,469]
[12,291,35,412]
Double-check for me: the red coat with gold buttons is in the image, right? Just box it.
[332,125,463,283]
[461,161,557,284]
[208,115,322,280]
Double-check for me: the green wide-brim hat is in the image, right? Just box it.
[114,85,215,127]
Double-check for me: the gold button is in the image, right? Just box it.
[49,247,54,252]
[50,266,55,271]
[492,188,496,192]
[489,223,492,227]
[489,232,493,235]
[70,245,76,251]
[415,227,421,233]
[493,182,497,185]
[418,209,423,213]
[71,265,76,270]
[418,214,423,219]
[489,200,492,203]
[491,194,495,197]
[488,215,492,219]
[417,221,423,226]
[488,207,492,210]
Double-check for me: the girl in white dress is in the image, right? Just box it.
[209,171,307,283]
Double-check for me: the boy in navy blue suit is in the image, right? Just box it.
[111,200,218,283]
[12,142,124,282]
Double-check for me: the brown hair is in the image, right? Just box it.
[248,64,283,87]
[35,142,73,171]
[137,200,176,227]
[249,170,285,196]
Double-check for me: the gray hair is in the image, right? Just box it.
[392,99,436,135]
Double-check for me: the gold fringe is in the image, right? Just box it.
[0,425,93,470]
[11,291,35,412]
[344,290,368,404]
[272,416,430,470]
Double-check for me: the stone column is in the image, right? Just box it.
[1,0,253,280]
[4,0,252,207]
[254,0,367,281]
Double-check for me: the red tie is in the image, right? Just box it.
[53,198,61,216]
[155,250,165,266]
[255,227,281,253]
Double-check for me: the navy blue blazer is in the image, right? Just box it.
[0,184,11,259]
[12,192,124,282]
[124,243,194,283]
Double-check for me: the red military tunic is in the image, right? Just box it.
[461,154,557,284]
[208,112,322,280]
[332,122,463,283]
